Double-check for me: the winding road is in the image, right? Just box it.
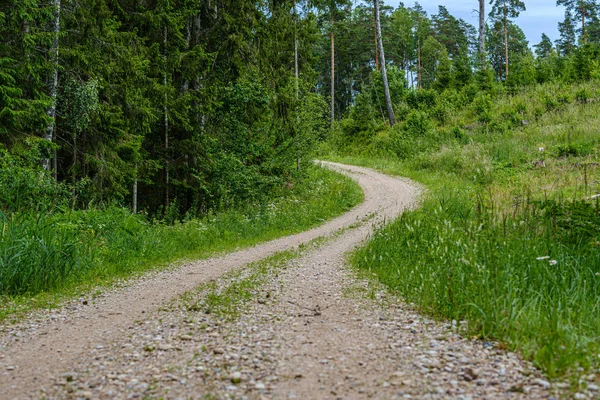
[0,162,553,399]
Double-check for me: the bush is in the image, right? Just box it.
[0,151,69,213]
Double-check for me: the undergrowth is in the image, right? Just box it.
[0,165,362,320]
[322,79,600,383]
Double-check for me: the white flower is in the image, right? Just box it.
[549,259,558,266]
[538,147,545,153]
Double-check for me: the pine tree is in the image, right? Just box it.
[556,0,597,44]
[489,0,526,81]
[557,10,578,55]
[487,19,529,80]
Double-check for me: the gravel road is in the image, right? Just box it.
[0,162,564,399]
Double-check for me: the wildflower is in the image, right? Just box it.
[538,147,544,153]
[549,259,558,266]
[536,256,550,261]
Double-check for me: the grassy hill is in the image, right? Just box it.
[323,80,600,384]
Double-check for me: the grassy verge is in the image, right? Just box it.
[0,165,363,321]
[322,81,600,383]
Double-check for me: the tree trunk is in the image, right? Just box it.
[294,0,300,171]
[479,0,485,56]
[504,0,509,80]
[163,24,170,210]
[417,40,422,89]
[581,1,586,44]
[183,19,191,91]
[374,0,395,126]
[294,1,299,98]
[374,7,379,71]
[133,165,138,214]
[330,12,335,126]
[72,133,77,190]
[43,0,61,173]
[417,14,422,89]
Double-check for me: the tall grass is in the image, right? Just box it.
[354,190,600,377]
[0,165,362,300]
[322,79,600,379]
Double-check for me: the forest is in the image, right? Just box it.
[3,0,600,215]
[1,0,600,384]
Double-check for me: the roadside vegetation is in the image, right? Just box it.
[322,79,600,382]
[0,164,362,320]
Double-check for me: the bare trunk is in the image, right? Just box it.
[582,1,586,44]
[294,1,299,98]
[330,13,335,125]
[417,15,422,89]
[374,0,395,126]
[479,0,485,56]
[417,41,422,89]
[294,0,300,171]
[183,19,191,91]
[133,166,138,214]
[43,0,61,173]
[163,24,170,210]
[504,0,509,80]
[192,12,204,132]
[374,7,379,71]
[72,133,76,191]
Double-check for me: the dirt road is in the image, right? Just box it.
[0,162,554,399]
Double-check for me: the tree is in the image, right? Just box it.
[391,5,417,83]
[311,0,351,125]
[535,33,555,58]
[489,0,526,80]
[412,3,432,89]
[432,6,471,59]
[487,19,529,80]
[479,0,486,56]
[374,0,395,126]
[557,0,597,44]
[557,10,578,55]
[420,36,445,89]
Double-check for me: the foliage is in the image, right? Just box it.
[324,78,600,380]
[0,165,362,298]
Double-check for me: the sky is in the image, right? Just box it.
[382,0,567,47]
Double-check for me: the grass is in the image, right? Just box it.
[176,248,299,322]
[321,79,600,383]
[0,165,363,321]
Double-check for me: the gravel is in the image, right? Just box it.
[0,162,590,400]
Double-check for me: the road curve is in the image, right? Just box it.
[0,162,420,399]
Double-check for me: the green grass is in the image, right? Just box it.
[176,248,298,322]
[321,80,600,383]
[0,165,363,320]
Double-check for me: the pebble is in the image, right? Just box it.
[231,372,242,384]
[532,378,551,389]
[0,190,563,400]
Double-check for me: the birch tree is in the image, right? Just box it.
[374,0,395,126]
[43,0,61,173]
